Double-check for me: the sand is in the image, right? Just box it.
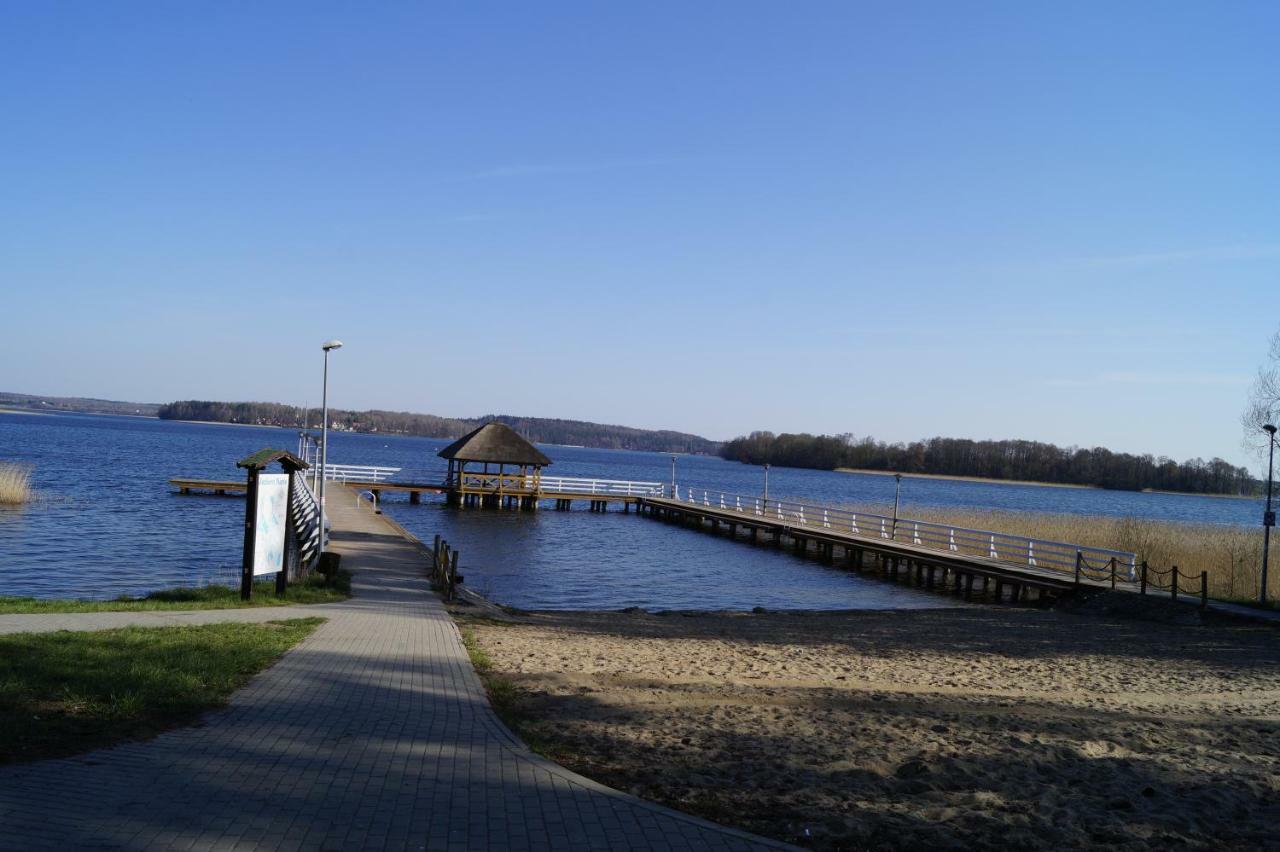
[458,604,1280,850]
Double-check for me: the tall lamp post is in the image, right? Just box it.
[763,463,771,504]
[891,473,903,540]
[1261,424,1276,605]
[670,454,677,498]
[318,340,343,545]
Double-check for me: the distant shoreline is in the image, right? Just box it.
[836,468,1257,499]
[1140,488,1258,501]
[835,468,1099,490]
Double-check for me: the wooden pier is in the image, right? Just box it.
[637,496,1118,604]
[170,476,653,509]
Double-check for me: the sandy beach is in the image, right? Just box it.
[458,603,1280,850]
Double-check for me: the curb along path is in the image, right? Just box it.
[0,486,790,851]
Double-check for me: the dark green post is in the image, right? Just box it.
[240,468,260,601]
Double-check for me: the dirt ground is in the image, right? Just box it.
[458,602,1280,850]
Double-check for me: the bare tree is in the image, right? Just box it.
[1242,329,1280,461]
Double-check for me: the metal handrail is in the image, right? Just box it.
[356,489,379,513]
[666,486,1138,580]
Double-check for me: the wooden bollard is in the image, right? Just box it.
[449,550,460,602]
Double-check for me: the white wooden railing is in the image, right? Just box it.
[455,471,664,497]
[666,486,1138,580]
[322,464,402,483]
[539,476,665,496]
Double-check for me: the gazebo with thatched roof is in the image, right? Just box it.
[438,422,551,509]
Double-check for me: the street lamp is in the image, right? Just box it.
[891,473,903,540]
[1261,424,1276,605]
[670,454,677,498]
[318,339,343,545]
[763,463,770,504]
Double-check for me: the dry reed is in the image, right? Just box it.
[0,463,33,505]
[839,502,1276,602]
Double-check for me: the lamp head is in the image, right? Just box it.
[1265,424,1277,435]
[322,339,344,352]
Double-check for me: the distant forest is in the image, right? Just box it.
[719,431,1259,495]
[156,400,720,454]
[0,391,160,417]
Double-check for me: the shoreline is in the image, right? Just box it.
[836,468,1097,489]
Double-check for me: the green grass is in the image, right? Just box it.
[457,622,566,760]
[1215,596,1280,612]
[0,570,351,614]
[0,617,324,764]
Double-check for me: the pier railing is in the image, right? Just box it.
[321,464,402,483]
[538,475,664,496]
[290,471,323,572]
[669,486,1137,581]
[454,470,664,497]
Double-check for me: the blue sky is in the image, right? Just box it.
[1,2,1276,468]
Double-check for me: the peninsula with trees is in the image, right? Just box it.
[719,431,1258,496]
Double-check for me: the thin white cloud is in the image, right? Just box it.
[1048,371,1249,388]
[1068,244,1280,269]
[454,159,674,181]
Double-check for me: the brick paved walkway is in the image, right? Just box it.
[0,490,789,851]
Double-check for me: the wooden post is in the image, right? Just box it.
[1074,551,1082,587]
[1200,571,1208,610]
[1140,560,1148,596]
[449,549,459,602]
[1109,556,1117,590]
[1170,566,1179,602]
[239,468,260,601]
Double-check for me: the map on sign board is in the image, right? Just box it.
[253,474,289,576]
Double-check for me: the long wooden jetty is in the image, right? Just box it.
[170,474,660,510]
[637,493,1136,604]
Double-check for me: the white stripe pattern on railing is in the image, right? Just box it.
[662,486,1137,580]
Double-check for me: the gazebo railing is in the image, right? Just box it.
[454,470,663,497]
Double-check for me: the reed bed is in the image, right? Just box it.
[841,503,1276,602]
[0,463,32,505]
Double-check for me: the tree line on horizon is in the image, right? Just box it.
[719,431,1258,495]
[155,400,720,454]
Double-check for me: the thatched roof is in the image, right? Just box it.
[437,422,551,466]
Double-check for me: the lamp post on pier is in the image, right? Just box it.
[891,473,903,540]
[318,339,343,547]
[763,463,770,504]
[1261,424,1276,605]
[670,454,677,498]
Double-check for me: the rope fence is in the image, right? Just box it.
[1139,560,1208,610]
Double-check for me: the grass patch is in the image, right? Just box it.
[1216,596,1280,612]
[0,617,324,764]
[457,623,566,760]
[0,569,351,614]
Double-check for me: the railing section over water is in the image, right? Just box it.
[670,485,1137,581]
[455,470,664,497]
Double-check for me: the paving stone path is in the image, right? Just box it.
[0,490,789,851]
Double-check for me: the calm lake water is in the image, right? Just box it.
[0,411,1263,605]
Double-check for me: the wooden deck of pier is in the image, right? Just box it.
[637,496,1115,604]
[170,477,640,510]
